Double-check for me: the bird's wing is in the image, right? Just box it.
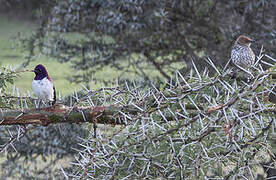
[52,86,56,105]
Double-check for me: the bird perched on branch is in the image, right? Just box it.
[231,35,255,76]
[31,64,56,106]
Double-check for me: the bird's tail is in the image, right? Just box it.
[52,86,56,106]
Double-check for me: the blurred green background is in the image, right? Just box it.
[0,14,80,96]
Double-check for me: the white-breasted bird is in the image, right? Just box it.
[31,64,56,106]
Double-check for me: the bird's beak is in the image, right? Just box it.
[23,69,35,72]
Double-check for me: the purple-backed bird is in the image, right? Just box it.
[31,64,56,106]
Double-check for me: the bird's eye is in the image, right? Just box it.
[35,69,42,73]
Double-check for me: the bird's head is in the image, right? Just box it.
[236,35,254,47]
[32,64,50,80]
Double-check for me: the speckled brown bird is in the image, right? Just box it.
[231,35,255,71]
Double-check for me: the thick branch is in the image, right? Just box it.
[0,104,130,126]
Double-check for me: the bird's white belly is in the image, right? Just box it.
[32,78,54,101]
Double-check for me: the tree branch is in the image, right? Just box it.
[0,104,128,126]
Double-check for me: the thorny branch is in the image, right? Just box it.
[67,55,275,179]
[0,125,35,153]
[0,53,275,179]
